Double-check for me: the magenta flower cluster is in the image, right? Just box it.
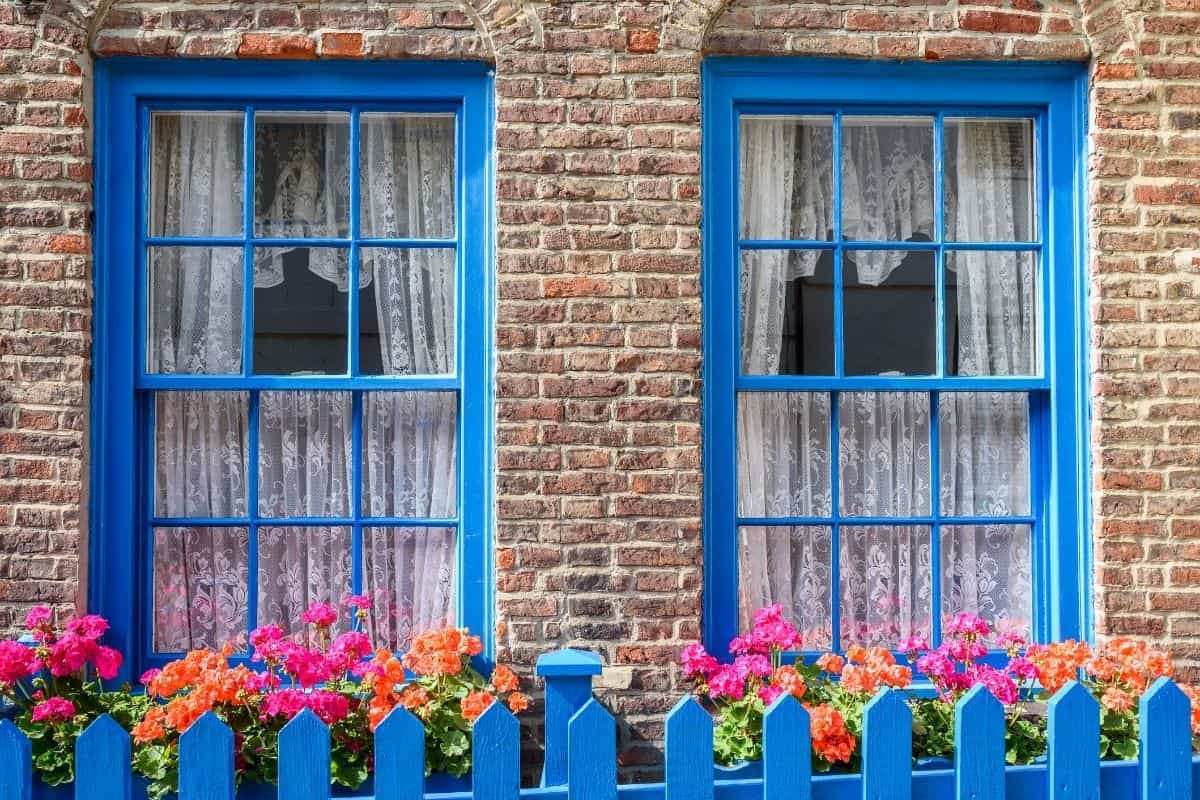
[249,617,374,689]
[0,607,123,687]
[906,613,1033,705]
[30,696,76,723]
[259,687,351,725]
[680,604,801,702]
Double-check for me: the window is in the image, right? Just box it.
[93,61,494,676]
[702,60,1088,657]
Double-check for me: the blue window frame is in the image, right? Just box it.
[702,59,1088,658]
[92,60,495,679]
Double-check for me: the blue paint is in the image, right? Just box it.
[1140,677,1193,800]
[538,649,604,787]
[76,715,131,800]
[862,689,911,800]
[568,700,617,800]
[279,708,330,800]
[472,701,519,800]
[954,686,1004,800]
[763,695,810,800]
[701,58,1089,657]
[179,712,234,800]
[1047,681,1098,800]
[91,59,495,678]
[0,719,31,800]
[665,697,713,800]
[375,707,426,800]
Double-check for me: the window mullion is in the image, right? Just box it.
[930,390,942,646]
[247,389,260,634]
[829,389,841,652]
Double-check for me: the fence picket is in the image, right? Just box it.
[862,689,911,800]
[763,694,810,800]
[375,706,425,800]
[954,685,1004,800]
[665,696,713,800]
[1047,681,1098,800]
[76,714,130,800]
[472,699,519,800]
[180,712,233,800]
[0,718,31,800]
[1140,677,1192,800]
[279,707,330,800]
[568,699,616,800]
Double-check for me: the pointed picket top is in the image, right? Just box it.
[472,699,519,800]
[376,706,425,800]
[1047,681,1099,800]
[0,718,31,800]
[77,713,131,800]
[1140,677,1192,800]
[180,712,234,800]
[954,685,1004,800]
[279,707,331,800]
[568,699,616,800]
[862,689,911,800]
[764,694,810,800]
[665,695,713,800]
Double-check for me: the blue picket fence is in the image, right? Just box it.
[2,676,1199,800]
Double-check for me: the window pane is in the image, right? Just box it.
[150,111,244,237]
[843,249,935,376]
[155,391,249,517]
[738,392,831,517]
[840,525,931,648]
[946,251,1036,376]
[254,111,349,239]
[740,115,834,241]
[259,391,352,517]
[839,392,931,516]
[360,249,456,376]
[153,526,248,653]
[945,118,1035,242]
[147,246,244,375]
[939,393,1031,516]
[258,526,351,642]
[363,392,457,518]
[941,524,1032,636]
[842,116,934,243]
[741,250,833,375]
[363,526,456,651]
[361,114,456,239]
[738,526,832,650]
[253,247,349,375]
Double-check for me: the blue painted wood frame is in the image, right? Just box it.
[701,58,1090,658]
[92,59,496,681]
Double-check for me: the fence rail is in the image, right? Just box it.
[1,677,1197,800]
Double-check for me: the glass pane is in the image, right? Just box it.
[840,525,932,649]
[258,526,351,642]
[738,526,832,650]
[945,118,1035,242]
[360,249,456,376]
[153,526,248,653]
[741,250,833,375]
[363,392,458,518]
[941,524,1032,637]
[253,247,349,375]
[740,115,834,240]
[843,249,935,376]
[147,247,244,374]
[839,392,931,516]
[155,392,249,517]
[939,393,1031,516]
[254,111,350,239]
[945,251,1036,376]
[150,111,244,237]
[363,527,457,651]
[361,114,456,239]
[737,393,831,517]
[259,391,352,517]
[842,116,934,242]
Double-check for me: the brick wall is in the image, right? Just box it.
[4,0,1200,774]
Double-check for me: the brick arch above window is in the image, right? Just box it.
[39,0,542,62]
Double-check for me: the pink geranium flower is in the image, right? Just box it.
[300,603,338,628]
[31,697,75,724]
[0,640,36,684]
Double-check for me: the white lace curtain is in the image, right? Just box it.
[150,112,457,653]
[738,117,1034,648]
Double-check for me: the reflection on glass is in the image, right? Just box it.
[150,111,244,237]
[740,115,835,241]
[843,250,936,376]
[945,118,1035,242]
[945,251,1036,376]
[153,527,248,653]
[252,248,350,375]
[741,250,833,375]
[147,246,244,375]
[359,249,456,376]
[839,525,932,649]
[842,116,934,242]
[258,526,352,643]
[361,114,456,239]
[363,527,457,651]
[254,111,350,239]
[738,525,832,650]
[941,524,1032,635]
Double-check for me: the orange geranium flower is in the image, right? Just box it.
[770,665,807,699]
[808,703,855,764]
[462,690,494,722]
[491,664,519,694]
[1101,686,1134,713]
[508,692,530,713]
[132,706,167,744]
[1027,640,1091,694]
[815,653,845,675]
[399,685,429,710]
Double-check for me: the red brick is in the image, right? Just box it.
[237,33,316,60]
